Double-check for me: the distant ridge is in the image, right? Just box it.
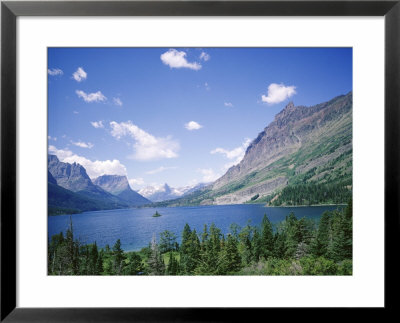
[94,175,150,206]
[139,182,209,202]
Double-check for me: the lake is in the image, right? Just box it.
[48,204,343,251]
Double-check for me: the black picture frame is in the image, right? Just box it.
[1,0,399,321]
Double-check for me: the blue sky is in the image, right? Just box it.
[48,47,352,190]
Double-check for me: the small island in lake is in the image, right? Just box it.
[153,211,162,217]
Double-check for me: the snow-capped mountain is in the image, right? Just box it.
[139,183,209,202]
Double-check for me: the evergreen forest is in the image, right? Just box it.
[48,200,352,276]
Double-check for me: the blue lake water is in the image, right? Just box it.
[48,204,343,251]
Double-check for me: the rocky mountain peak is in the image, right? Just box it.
[163,183,172,193]
[212,92,353,194]
[274,101,299,124]
[93,175,130,195]
[285,101,295,110]
[48,154,93,192]
[48,154,59,164]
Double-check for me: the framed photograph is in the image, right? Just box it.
[1,0,399,321]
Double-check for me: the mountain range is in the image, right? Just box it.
[48,92,352,213]
[48,155,150,215]
[154,92,352,207]
[93,175,150,206]
[138,183,209,202]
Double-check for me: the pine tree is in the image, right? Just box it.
[311,211,331,257]
[220,234,225,249]
[65,216,79,274]
[48,232,65,275]
[221,233,242,274]
[79,244,90,275]
[101,244,113,275]
[260,214,274,260]
[208,223,222,273]
[195,224,221,275]
[166,252,179,275]
[273,230,287,259]
[180,224,193,274]
[297,217,314,245]
[284,212,300,258]
[251,228,262,262]
[229,223,241,240]
[112,239,125,275]
[124,252,144,275]
[238,225,253,265]
[243,236,253,265]
[342,198,353,259]
[182,223,192,245]
[147,234,165,275]
[209,223,222,252]
[187,230,201,273]
[96,250,104,275]
[329,203,352,262]
[201,224,208,250]
[88,242,99,275]
[159,230,177,254]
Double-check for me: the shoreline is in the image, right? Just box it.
[49,203,347,216]
[264,203,347,208]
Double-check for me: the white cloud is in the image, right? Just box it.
[211,138,252,168]
[71,141,94,149]
[261,83,296,104]
[197,168,220,183]
[185,121,203,131]
[160,49,201,70]
[48,136,57,141]
[110,121,180,161]
[196,139,252,184]
[72,67,87,82]
[76,90,107,103]
[199,51,210,61]
[48,68,63,76]
[129,178,145,188]
[113,97,123,106]
[73,111,79,114]
[146,166,177,175]
[48,145,127,179]
[224,102,233,107]
[91,121,104,129]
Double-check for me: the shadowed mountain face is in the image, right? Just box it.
[93,175,130,195]
[154,92,352,207]
[48,154,93,192]
[48,156,152,214]
[93,175,150,206]
[48,182,106,215]
[48,154,122,202]
[48,155,131,214]
[48,170,57,185]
